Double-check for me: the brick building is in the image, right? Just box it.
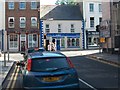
[5,1,40,52]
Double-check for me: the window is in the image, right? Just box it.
[71,24,75,33]
[8,2,14,9]
[9,35,18,49]
[45,24,50,33]
[90,17,94,27]
[31,2,37,9]
[8,17,14,28]
[99,17,102,24]
[67,38,71,47]
[20,17,26,28]
[67,38,80,47]
[19,2,26,9]
[61,38,65,47]
[32,57,69,72]
[31,17,37,27]
[28,34,38,48]
[72,39,75,46]
[99,4,102,12]
[76,39,79,46]
[89,3,94,12]
[58,24,61,33]
[88,37,92,45]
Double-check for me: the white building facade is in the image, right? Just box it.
[42,20,83,50]
[83,0,102,49]
[75,0,102,49]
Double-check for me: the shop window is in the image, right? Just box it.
[9,35,18,48]
[67,38,80,47]
[72,39,75,46]
[61,38,65,47]
[88,37,91,45]
[28,34,38,48]
[67,38,71,47]
[76,38,79,46]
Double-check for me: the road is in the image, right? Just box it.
[2,51,120,90]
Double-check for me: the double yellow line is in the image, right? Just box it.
[6,65,19,89]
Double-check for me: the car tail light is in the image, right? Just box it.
[66,57,74,68]
[27,59,32,71]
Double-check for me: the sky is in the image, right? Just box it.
[40,0,57,5]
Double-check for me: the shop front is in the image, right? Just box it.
[46,33,81,50]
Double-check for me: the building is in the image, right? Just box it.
[0,0,6,51]
[75,0,102,49]
[5,1,40,52]
[40,5,84,50]
[100,0,120,54]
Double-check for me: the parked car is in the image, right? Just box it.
[17,47,45,66]
[18,51,80,90]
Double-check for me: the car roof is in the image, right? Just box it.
[29,51,65,59]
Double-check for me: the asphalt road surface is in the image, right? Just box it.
[2,55,120,90]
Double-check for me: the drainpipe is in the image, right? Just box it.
[2,29,4,51]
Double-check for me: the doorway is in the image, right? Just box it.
[21,41,25,51]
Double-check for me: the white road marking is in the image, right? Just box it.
[79,78,97,90]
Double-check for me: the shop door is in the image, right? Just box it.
[21,41,25,51]
[56,39,60,51]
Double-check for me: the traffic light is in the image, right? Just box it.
[96,25,100,32]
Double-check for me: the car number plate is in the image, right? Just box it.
[43,77,60,82]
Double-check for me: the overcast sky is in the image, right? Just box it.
[40,0,57,5]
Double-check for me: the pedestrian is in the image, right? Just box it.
[48,42,51,51]
[51,43,55,51]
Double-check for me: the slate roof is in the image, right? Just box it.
[40,5,83,20]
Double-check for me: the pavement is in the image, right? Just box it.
[0,50,120,89]
[88,52,120,67]
[0,53,23,90]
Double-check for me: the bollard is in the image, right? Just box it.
[4,52,6,67]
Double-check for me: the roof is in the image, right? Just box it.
[29,52,65,59]
[40,5,83,20]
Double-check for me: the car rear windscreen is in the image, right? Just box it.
[31,57,69,72]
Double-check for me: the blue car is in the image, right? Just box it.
[19,51,80,90]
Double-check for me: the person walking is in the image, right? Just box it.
[48,42,51,51]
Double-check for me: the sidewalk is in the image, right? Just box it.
[88,52,120,67]
[0,54,15,90]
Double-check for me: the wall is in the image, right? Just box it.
[43,20,82,33]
